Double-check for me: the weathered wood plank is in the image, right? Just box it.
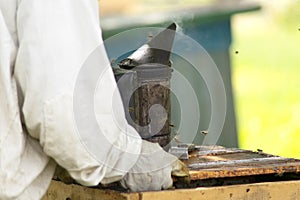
[138,180,300,200]
[189,165,300,180]
[184,146,300,181]
[44,180,300,200]
[42,180,138,200]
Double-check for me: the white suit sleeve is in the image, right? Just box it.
[15,0,142,186]
[0,1,55,199]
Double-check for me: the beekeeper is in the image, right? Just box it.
[0,0,187,199]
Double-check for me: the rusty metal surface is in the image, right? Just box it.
[183,146,300,181]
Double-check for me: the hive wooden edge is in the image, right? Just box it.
[43,179,300,200]
[42,180,138,200]
[188,164,300,180]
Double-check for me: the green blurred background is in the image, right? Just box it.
[232,0,300,158]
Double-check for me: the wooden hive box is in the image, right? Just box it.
[43,146,300,200]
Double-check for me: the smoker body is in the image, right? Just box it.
[115,64,172,148]
[113,23,176,148]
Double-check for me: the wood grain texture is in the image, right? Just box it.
[183,145,300,180]
[43,146,300,199]
[138,180,300,200]
[43,180,300,200]
[42,180,135,200]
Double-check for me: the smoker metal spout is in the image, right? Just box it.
[118,23,177,69]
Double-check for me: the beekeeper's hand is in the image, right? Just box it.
[120,140,189,192]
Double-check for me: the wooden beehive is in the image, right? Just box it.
[177,145,300,188]
[44,146,300,200]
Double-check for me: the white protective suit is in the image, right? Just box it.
[0,0,187,199]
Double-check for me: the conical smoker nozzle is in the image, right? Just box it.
[118,23,177,69]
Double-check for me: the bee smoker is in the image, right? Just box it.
[114,23,176,148]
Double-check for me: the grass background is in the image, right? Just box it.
[231,1,300,158]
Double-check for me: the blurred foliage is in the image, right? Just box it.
[137,0,213,10]
[277,1,300,30]
[99,0,214,16]
[140,0,212,4]
[232,1,300,158]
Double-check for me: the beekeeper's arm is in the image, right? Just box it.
[15,0,186,191]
